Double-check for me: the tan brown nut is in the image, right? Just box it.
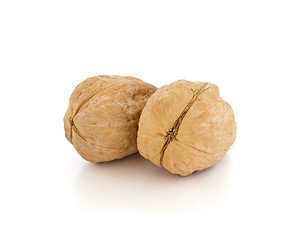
[64,75,157,163]
[137,80,236,176]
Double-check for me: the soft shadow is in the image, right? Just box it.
[74,152,232,215]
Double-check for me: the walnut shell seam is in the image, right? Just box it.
[159,83,211,166]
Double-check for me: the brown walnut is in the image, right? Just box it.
[64,75,157,163]
[137,80,236,176]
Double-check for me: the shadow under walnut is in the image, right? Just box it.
[73,152,233,214]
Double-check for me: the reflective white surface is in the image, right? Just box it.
[74,152,232,214]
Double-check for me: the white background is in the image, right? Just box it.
[1,0,302,239]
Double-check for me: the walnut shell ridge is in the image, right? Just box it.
[64,75,157,163]
[137,80,236,176]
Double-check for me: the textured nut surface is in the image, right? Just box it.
[137,80,236,176]
[64,75,157,163]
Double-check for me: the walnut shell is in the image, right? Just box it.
[64,75,157,163]
[137,80,236,176]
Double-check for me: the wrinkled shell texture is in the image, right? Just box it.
[137,80,236,176]
[64,75,157,163]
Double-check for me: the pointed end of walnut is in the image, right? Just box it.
[63,114,73,144]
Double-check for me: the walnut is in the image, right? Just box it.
[64,75,157,163]
[137,80,236,176]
